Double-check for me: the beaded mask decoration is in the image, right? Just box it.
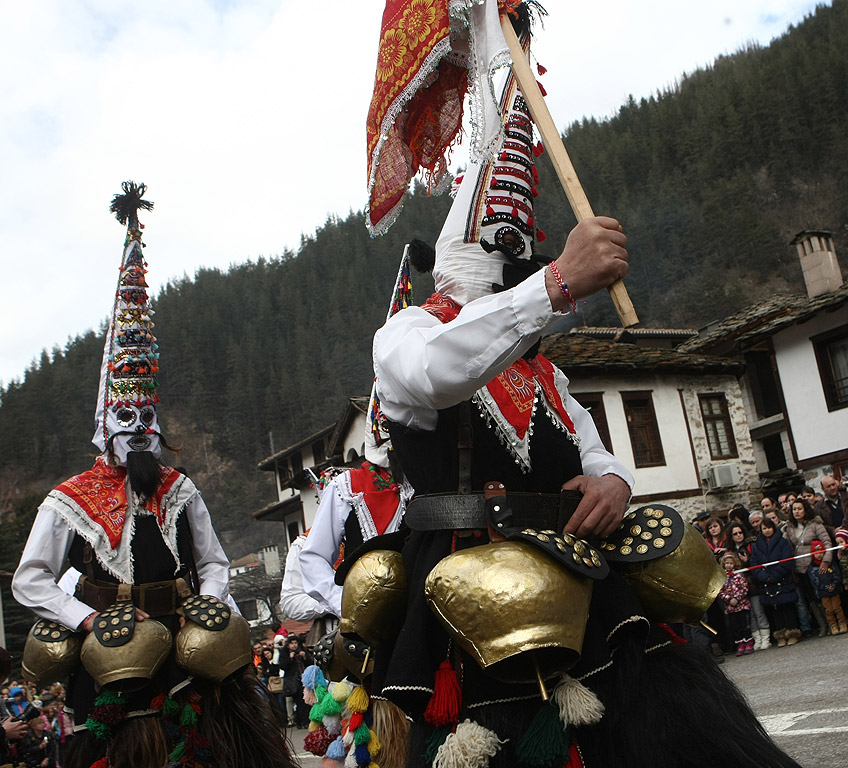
[92,182,162,464]
[365,245,415,467]
[432,61,550,306]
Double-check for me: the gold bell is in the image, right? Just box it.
[619,523,725,624]
[339,549,408,648]
[21,622,83,688]
[80,618,172,690]
[175,613,252,682]
[425,540,592,683]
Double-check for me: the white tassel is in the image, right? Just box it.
[433,719,505,768]
[342,728,355,748]
[344,747,358,768]
[324,715,342,736]
[552,675,605,727]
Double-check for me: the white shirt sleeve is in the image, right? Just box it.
[374,269,558,431]
[299,477,350,619]
[279,536,326,622]
[561,382,635,492]
[373,268,634,492]
[12,505,95,630]
[186,494,239,612]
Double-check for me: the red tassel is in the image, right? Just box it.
[423,660,462,726]
[499,151,508,160]
[565,739,584,768]
[349,712,364,731]
[532,166,539,184]
[527,216,534,227]
[537,63,547,76]
[490,178,497,188]
[537,80,547,97]
[531,186,539,198]
[486,204,495,216]
[657,623,687,645]
[533,142,545,157]
[536,229,547,242]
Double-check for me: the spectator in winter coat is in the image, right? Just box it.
[784,498,833,636]
[279,636,310,728]
[808,539,847,635]
[750,518,799,646]
[718,551,754,656]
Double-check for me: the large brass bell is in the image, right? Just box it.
[340,549,407,648]
[618,522,725,624]
[175,611,252,682]
[425,540,592,683]
[22,621,83,688]
[81,617,172,689]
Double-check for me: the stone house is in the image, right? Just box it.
[253,397,370,548]
[541,333,758,519]
[678,230,848,492]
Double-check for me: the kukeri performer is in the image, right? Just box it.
[299,253,418,623]
[363,4,802,767]
[12,183,295,768]
[294,252,424,768]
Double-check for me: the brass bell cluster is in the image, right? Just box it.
[23,589,252,689]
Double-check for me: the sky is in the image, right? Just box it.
[0,0,828,387]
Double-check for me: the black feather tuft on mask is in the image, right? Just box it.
[110,181,154,227]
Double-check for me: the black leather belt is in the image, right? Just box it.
[404,490,582,532]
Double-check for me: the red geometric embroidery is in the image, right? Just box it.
[55,458,180,549]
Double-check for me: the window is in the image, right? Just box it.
[311,439,325,464]
[699,394,738,460]
[237,600,258,621]
[813,325,848,411]
[621,391,665,467]
[572,392,613,453]
[290,451,303,476]
[287,521,301,547]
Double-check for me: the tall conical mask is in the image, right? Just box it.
[432,61,549,306]
[92,182,161,465]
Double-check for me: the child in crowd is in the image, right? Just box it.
[718,551,754,655]
[808,539,847,634]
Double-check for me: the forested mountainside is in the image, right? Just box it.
[1,1,846,580]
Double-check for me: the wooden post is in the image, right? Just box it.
[500,14,639,327]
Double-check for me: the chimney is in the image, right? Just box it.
[791,229,844,298]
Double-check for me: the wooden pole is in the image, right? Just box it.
[500,14,639,327]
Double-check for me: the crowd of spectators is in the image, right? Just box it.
[252,631,312,729]
[0,649,73,768]
[691,474,848,657]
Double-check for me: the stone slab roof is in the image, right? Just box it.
[569,327,698,339]
[540,333,743,376]
[678,286,848,354]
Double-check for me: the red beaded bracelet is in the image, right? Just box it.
[547,262,578,314]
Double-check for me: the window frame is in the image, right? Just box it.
[698,393,739,460]
[621,390,666,468]
[571,391,613,454]
[812,324,848,412]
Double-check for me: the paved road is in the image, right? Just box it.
[288,634,846,767]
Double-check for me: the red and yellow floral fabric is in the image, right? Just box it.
[366,0,467,235]
[55,458,181,549]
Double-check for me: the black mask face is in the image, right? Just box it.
[126,450,161,498]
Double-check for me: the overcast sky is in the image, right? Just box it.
[0,0,827,386]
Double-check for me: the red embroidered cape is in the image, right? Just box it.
[54,458,182,549]
[421,293,576,440]
[348,463,402,536]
